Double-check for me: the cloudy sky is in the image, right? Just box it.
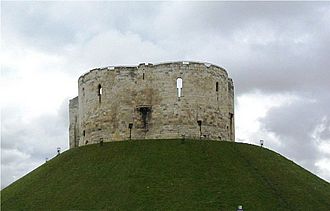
[1,2,330,189]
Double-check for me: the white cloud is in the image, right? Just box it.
[75,30,167,67]
[1,34,77,118]
[316,158,330,182]
[235,91,298,144]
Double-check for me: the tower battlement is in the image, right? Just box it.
[69,61,234,148]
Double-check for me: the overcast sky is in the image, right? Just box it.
[1,2,330,189]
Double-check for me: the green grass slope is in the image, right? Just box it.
[1,140,330,210]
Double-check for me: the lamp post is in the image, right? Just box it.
[57,147,61,155]
[197,120,202,140]
[181,134,186,144]
[128,123,133,140]
[260,140,264,147]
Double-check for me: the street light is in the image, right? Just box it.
[197,120,202,140]
[181,134,186,144]
[260,140,264,147]
[57,147,61,155]
[128,123,133,140]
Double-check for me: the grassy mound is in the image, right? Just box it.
[1,140,330,210]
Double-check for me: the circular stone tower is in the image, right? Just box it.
[69,61,234,148]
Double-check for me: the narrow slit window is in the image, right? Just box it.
[177,78,183,98]
[82,87,85,96]
[83,130,85,137]
[216,82,219,92]
[98,84,102,96]
[98,84,102,103]
[229,113,234,135]
[143,73,145,80]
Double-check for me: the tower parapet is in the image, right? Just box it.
[69,61,234,148]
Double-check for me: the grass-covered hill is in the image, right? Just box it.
[1,140,330,210]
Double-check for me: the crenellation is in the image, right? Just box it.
[69,61,235,148]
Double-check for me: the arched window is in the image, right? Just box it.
[98,84,102,103]
[177,78,183,98]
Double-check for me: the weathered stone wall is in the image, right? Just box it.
[69,61,234,148]
[69,96,79,148]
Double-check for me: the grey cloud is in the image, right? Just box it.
[1,2,161,52]
[2,1,330,188]
[1,156,41,190]
[1,149,30,166]
[150,2,327,40]
[260,93,330,173]
[319,123,330,141]
[2,2,76,51]
[1,100,69,188]
[146,2,330,94]
[3,1,329,94]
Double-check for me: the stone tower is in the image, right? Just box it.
[69,61,234,148]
